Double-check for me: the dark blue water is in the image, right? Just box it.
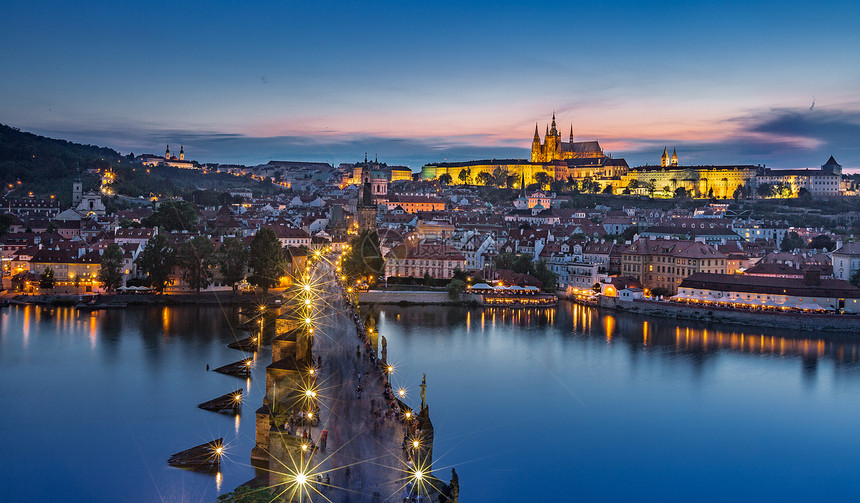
[372,303,860,502]
[3,302,860,502]
[0,305,264,502]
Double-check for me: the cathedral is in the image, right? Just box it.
[530,113,603,163]
[422,113,627,187]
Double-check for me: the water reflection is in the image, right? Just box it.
[374,301,860,371]
[0,304,261,503]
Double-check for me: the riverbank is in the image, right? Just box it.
[595,296,860,333]
[358,289,481,306]
[5,291,276,307]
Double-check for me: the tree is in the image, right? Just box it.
[476,171,494,186]
[99,243,125,292]
[797,187,811,200]
[491,166,508,187]
[505,174,518,189]
[756,183,774,199]
[343,229,384,285]
[457,168,472,186]
[850,269,860,288]
[446,278,466,300]
[733,185,745,200]
[438,173,453,185]
[581,177,599,194]
[533,171,551,190]
[621,226,639,242]
[774,182,793,198]
[142,200,198,231]
[179,236,215,292]
[216,486,280,503]
[138,234,176,292]
[493,252,516,271]
[707,187,715,199]
[0,214,12,236]
[46,220,58,233]
[673,187,688,198]
[512,254,534,274]
[809,234,836,251]
[602,184,613,194]
[650,287,670,298]
[780,231,805,252]
[248,227,287,292]
[39,267,55,289]
[217,237,249,291]
[533,259,557,292]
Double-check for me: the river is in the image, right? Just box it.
[3,302,860,501]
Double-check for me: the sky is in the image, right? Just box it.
[1,0,859,170]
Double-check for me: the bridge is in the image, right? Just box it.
[248,254,459,502]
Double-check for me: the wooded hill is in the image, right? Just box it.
[0,124,275,206]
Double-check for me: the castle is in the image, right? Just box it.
[422,113,628,187]
[530,113,603,163]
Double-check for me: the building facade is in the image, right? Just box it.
[621,238,727,294]
[384,241,466,279]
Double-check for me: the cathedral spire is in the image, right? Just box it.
[533,123,540,140]
[550,112,557,135]
[569,123,574,144]
[661,147,669,167]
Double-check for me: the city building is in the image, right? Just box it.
[621,238,727,294]
[678,270,860,313]
[832,242,860,282]
[384,241,466,279]
[139,145,197,169]
[623,150,758,199]
[756,156,843,196]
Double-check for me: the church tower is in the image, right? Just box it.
[179,145,185,161]
[72,168,83,205]
[670,148,678,166]
[165,144,170,160]
[545,113,561,161]
[569,123,574,145]
[530,123,541,162]
[661,147,669,167]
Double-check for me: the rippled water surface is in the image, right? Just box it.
[3,302,860,502]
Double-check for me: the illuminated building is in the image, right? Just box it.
[421,113,628,188]
[621,239,727,294]
[530,113,603,163]
[677,270,860,313]
[623,149,758,198]
[139,145,197,169]
[755,156,843,196]
[384,195,445,213]
[384,241,465,279]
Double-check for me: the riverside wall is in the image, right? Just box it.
[358,290,481,305]
[599,297,860,333]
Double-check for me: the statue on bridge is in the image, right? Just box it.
[420,373,427,410]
